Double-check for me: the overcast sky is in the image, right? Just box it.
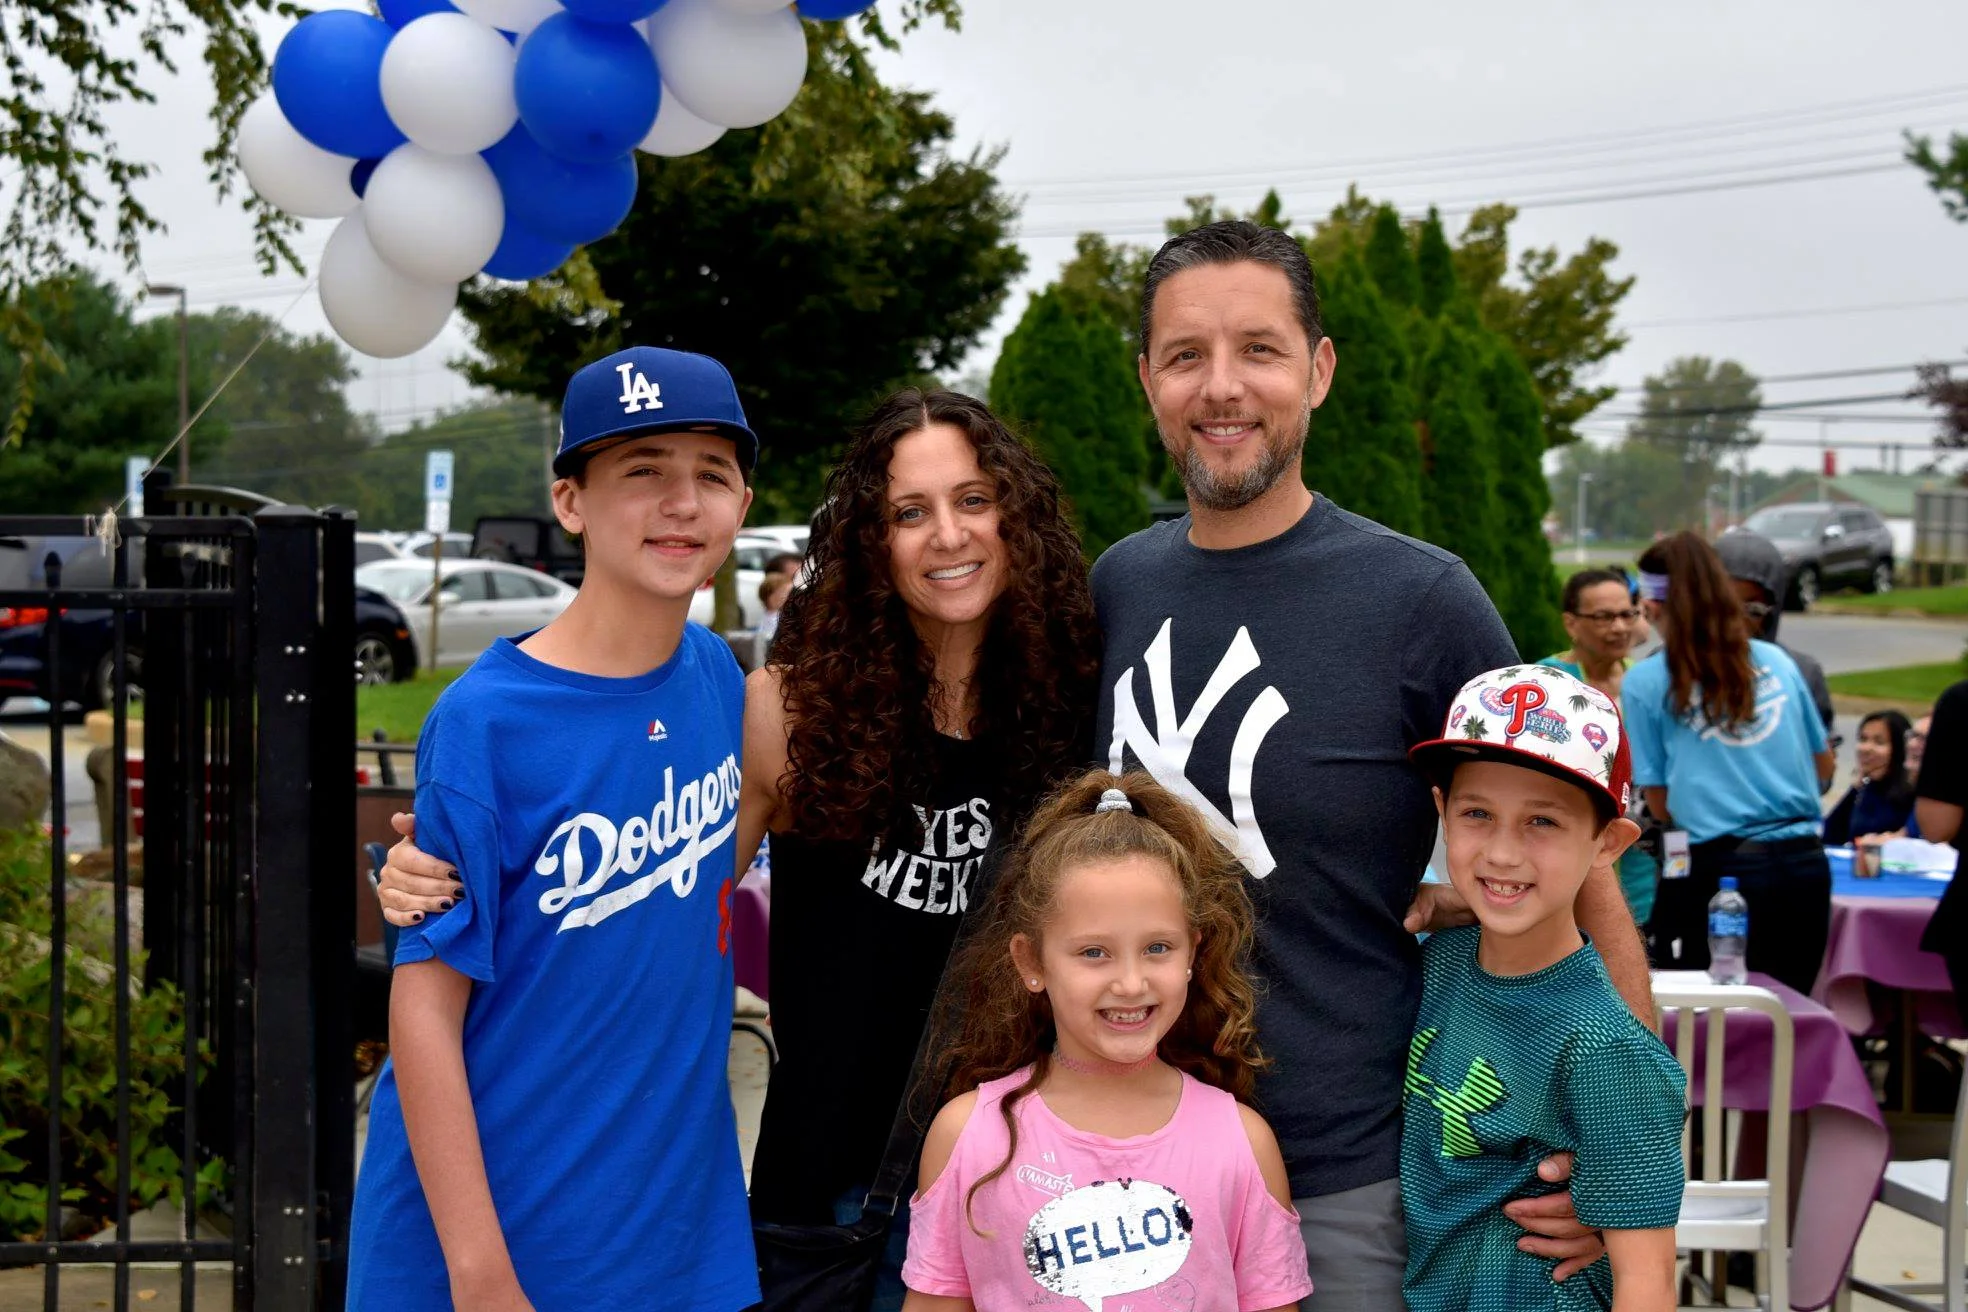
[114,0,1968,477]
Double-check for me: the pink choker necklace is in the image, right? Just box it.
[1049,1047,1160,1077]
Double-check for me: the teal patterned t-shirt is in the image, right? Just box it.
[1401,926,1687,1312]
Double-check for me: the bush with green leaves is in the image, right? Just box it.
[0,826,218,1241]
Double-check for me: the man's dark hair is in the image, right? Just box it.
[1139,219,1323,355]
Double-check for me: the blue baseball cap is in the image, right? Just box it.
[554,346,758,477]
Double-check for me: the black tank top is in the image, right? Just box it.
[748,732,1002,1223]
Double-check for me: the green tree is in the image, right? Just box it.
[1307,253,1427,538]
[1624,355,1761,528]
[1364,205,1420,309]
[0,273,212,513]
[191,308,378,507]
[1906,130,1968,222]
[1451,205,1632,449]
[1417,320,1504,595]
[355,400,559,532]
[1415,208,1458,319]
[1482,343,1562,656]
[990,288,1146,558]
[457,37,1020,525]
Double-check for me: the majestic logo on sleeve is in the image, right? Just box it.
[1107,619,1287,878]
[533,755,740,931]
[1405,1028,1508,1159]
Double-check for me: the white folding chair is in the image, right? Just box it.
[1847,1066,1968,1312]
[1656,979,1793,1311]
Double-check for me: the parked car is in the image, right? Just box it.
[354,531,411,567]
[400,530,474,559]
[0,534,419,710]
[469,515,584,586]
[356,558,576,670]
[1738,503,1896,609]
[689,533,795,630]
[742,523,810,557]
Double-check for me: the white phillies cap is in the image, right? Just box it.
[1409,664,1633,815]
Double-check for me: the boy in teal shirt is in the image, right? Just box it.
[1403,665,1686,1311]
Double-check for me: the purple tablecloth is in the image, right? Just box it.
[1813,850,1962,1039]
[1658,972,1889,1311]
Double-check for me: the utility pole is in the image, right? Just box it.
[145,284,190,482]
[1574,472,1593,565]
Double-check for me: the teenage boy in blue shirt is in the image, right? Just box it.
[348,347,762,1311]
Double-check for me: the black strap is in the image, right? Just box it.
[857,923,972,1219]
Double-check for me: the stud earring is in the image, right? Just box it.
[1185,968,1192,979]
[1029,979,1041,989]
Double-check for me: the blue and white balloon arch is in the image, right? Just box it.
[239,0,876,357]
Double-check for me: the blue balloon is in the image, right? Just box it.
[271,12,405,160]
[482,222,576,282]
[377,0,459,30]
[561,0,666,23]
[483,126,639,246]
[350,158,380,198]
[795,0,877,17]
[513,15,660,165]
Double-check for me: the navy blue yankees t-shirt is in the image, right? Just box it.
[348,628,758,1311]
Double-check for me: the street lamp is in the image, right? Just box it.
[144,283,189,483]
[1574,472,1594,565]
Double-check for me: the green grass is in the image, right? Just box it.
[355,668,463,744]
[1824,662,1966,705]
[1817,584,1968,616]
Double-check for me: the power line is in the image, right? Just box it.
[1624,294,1968,329]
[1610,359,1968,393]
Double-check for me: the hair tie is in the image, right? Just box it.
[1636,570,1669,602]
[1095,788,1133,814]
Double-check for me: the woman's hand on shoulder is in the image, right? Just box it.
[918,1090,980,1197]
[376,812,464,928]
[1236,1103,1295,1210]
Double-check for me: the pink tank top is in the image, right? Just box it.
[901,1065,1313,1311]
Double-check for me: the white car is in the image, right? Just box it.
[742,523,810,556]
[354,532,410,568]
[356,558,577,670]
[400,530,474,560]
[688,533,804,630]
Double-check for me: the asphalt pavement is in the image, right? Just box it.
[1779,610,1968,677]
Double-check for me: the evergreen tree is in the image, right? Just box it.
[1416,208,1458,319]
[1482,343,1564,657]
[990,288,1146,558]
[1364,205,1420,308]
[1418,321,1505,599]
[1308,254,1427,538]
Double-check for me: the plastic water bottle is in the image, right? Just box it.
[1707,877,1749,985]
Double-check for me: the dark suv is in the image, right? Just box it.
[1740,502,1896,609]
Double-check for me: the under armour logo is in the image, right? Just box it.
[615,362,664,415]
[1405,1028,1507,1158]
[1108,619,1287,878]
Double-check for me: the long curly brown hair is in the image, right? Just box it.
[772,388,1101,845]
[924,769,1267,1232]
[1639,531,1757,734]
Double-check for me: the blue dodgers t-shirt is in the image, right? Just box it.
[1621,638,1829,845]
[347,627,757,1312]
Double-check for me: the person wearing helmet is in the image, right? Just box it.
[1713,527,1839,758]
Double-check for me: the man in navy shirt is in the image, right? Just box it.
[348,347,762,1311]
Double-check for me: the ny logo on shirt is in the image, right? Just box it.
[1406,1028,1508,1158]
[1107,618,1287,877]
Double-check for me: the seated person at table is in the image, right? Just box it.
[1403,665,1686,1312]
[1824,710,1917,848]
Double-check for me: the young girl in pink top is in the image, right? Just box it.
[901,770,1312,1312]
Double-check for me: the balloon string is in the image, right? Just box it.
[106,274,321,525]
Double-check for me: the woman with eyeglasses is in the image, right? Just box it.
[1623,532,1836,993]
[1540,567,1641,703]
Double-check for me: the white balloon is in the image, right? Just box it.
[637,80,725,156]
[380,13,519,154]
[361,144,504,284]
[648,0,807,130]
[455,0,560,35]
[318,210,458,358]
[237,94,359,219]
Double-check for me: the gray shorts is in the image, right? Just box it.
[1295,1176,1407,1310]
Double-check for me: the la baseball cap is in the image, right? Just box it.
[554,346,759,477]
[1409,665,1633,817]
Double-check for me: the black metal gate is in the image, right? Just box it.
[0,487,355,1309]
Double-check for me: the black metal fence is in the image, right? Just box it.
[0,488,355,1308]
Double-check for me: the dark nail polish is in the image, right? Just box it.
[452,885,466,899]
[440,899,453,911]
[412,912,424,923]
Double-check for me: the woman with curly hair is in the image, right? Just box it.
[738,389,1099,1278]
[898,769,1310,1312]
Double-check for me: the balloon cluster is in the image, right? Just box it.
[241,0,875,357]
